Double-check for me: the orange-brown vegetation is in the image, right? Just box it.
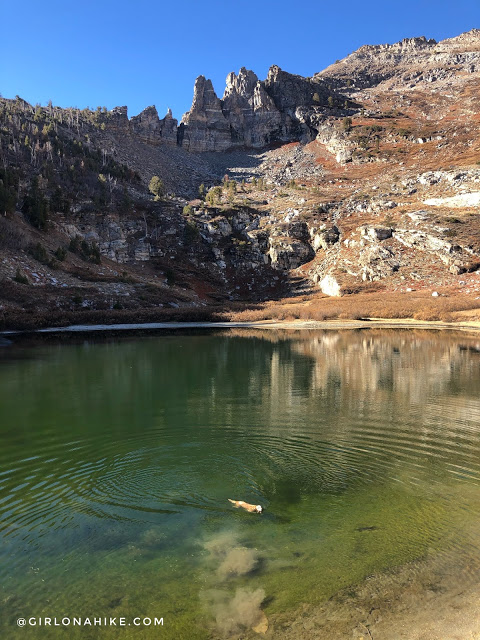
[225,290,480,324]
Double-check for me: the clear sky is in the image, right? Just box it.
[1,0,479,120]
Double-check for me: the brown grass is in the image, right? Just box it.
[2,290,480,332]
[224,291,480,324]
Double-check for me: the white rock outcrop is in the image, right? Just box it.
[320,274,343,297]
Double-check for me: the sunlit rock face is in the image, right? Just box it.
[316,29,480,91]
[177,66,343,152]
[179,76,232,152]
[222,68,284,148]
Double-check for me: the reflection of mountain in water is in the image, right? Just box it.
[199,329,480,497]
[219,329,480,419]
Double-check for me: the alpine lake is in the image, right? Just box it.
[1,327,480,639]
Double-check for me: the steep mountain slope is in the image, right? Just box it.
[317,30,480,91]
[1,29,480,329]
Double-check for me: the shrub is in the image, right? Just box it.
[120,271,135,283]
[0,168,18,215]
[184,219,199,242]
[165,268,175,286]
[50,186,70,214]
[54,246,67,261]
[205,186,223,206]
[445,216,462,224]
[13,268,29,285]
[28,242,56,267]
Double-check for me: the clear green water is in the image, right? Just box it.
[1,329,480,638]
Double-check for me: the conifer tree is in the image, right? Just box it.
[149,176,165,199]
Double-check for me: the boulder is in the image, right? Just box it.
[320,274,343,297]
[316,123,353,164]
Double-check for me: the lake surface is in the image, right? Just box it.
[1,328,480,639]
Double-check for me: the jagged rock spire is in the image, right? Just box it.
[180,76,231,152]
[223,67,259,103]
[187,76,223,115]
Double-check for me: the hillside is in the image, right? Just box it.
[1,29,480,329]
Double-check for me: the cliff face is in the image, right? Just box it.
[178,65,342,151]
[106,104,179,146]
[177,76,232,152]
[104,66,343,153]
[131,106,178,146]
[222,68,284,148]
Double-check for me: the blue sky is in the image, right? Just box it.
[1,0,479,120]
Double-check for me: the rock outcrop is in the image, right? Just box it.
[222,67,284,147]
[178,76,232,152]
[359,245,400,281]
[311,226,340,252]
[130,106,178,146]
[317,30,480,91]
[107,104,178,146]
[268,236,314,270]
[319,274,344,297]
[175,66,346,152]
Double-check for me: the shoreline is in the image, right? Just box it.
[263,546,480,640]
[2,317,480,336]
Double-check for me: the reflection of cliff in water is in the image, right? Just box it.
[203,329,480,496]
[223,328,480,413]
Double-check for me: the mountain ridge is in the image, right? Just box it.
[1,28,480,329]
